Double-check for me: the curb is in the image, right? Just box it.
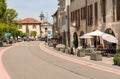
[40,43,120,75]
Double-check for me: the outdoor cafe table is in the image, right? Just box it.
[97,48,116,56]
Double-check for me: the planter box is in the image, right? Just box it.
[56,48,60,51]
[65,48,71,54]
[117,59,120,66]
[77,51,85,57]
[90,53,102,61]
[60,48,65,53]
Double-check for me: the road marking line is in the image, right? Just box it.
[39,43,120,75]
[0,47,12,79]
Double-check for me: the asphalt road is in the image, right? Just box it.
[2,41,120,79]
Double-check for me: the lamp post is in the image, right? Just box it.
[7,14,10,44]
[86,0,88,33]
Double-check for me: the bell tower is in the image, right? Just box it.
[39,12,45,23]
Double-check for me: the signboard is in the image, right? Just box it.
[4,33,11,37]
[48,29,52,36]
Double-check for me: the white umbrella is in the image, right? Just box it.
[79,35,93,38]
[102,34,118,43]
[85,30,104,36]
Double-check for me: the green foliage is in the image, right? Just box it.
[30,31,37,38]
[0,23,19,39]
[0,0,6,18]
[18,31,27,38]
[0,8,18,23]
[9,24,19,38]
[0,23,7,38]
[113,53,120,65]
[92,51,101,55]
[78,49,84,53]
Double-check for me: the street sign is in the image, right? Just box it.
[4,33,11,37]
[48,29,52,36]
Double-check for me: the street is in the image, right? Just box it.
[1,41,120,79]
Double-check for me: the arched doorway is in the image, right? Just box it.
[73,32,78,48]
[105,28,116,49]
[79,31,85,46]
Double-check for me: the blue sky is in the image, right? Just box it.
[6,0,58,23]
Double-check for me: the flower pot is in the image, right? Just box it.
[117,59,120,66]
[60,48,65,52]
[65,48,71,54]
[90,52,102,61]
[77,51,85,57]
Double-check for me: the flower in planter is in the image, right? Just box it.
[77,48,85,57]
[78,49,84,53]
[92,51,101,55]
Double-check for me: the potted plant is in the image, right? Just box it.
[53,41,57,48]
[65,47,71,54]
[90,51,102,61]
[113,53,120,66]
[77,49,85,57]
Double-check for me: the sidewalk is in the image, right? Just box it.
[44,44,120,71]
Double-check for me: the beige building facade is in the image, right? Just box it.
[70,0,120,49]
[19,16,53,39]
[19,18,41,38]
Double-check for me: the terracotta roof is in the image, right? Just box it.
[19,18,41,24]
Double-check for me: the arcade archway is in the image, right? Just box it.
[73,32,78,48]
[79,31,85,46]
[105,28,116,49]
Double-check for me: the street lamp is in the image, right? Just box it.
[7,14,10,44]
[72,21,76,27]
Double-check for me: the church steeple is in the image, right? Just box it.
[39,12,45,23]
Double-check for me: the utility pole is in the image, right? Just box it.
[86,0,88,33]
[67,5,70,47]
[7,14,10,44]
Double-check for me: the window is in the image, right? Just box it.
[101,0,106,23]
[71,12,73,22]
[81,7,86,20]
[94,2,98,25]
[33,24,36,29]
[88,4,93,26]
[45,28,48,32]
[71,0,74,2]
[117,0,120,21]
[76,9,80,27]
[19,25,22,29]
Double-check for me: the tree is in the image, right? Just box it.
[0,8,18,23]
[18,31,27,38]
[0,23,7,38]
[8,24,19,39]
[0,0,6,18]
[30,31,37,38]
